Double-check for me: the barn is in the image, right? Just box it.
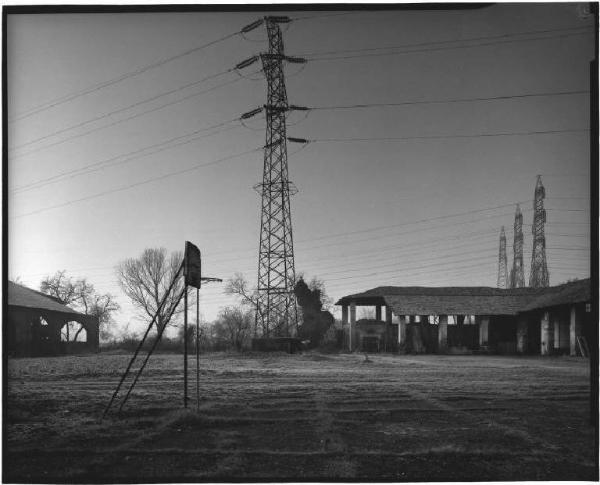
[336,278,592,356]
[6,281,99,357]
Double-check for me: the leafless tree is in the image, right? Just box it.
[116,248,184,332]
[40,270,80,305]
[40,270,120,340]
[213,306,253,351]
[225,273,260,311]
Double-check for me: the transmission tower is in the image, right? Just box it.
[497,226,508,289]
[509,204,525,288]
[529,175,550,287]
[251,16,304,337]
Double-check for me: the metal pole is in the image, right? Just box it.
[196,287,200,412]
[184,285,188,408]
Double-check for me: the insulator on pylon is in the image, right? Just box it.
[287,137,308,143]
[240,107,263,119]
[241,19,264,33]
[288,105,309,111]
[235,56,259,70]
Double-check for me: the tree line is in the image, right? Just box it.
[36,247,335,351]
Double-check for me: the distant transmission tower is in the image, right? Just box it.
[529,175,550,287]
[497,226,508,289]
[509,204,525,288]
[251,16,305,337]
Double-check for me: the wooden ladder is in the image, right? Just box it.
[576,336,590,358]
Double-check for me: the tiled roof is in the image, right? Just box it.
[8,281,83,316]
[336,278,591,315]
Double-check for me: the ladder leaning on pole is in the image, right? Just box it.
[103,241,221,417]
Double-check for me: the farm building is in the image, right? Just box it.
[336,278,592,356]
[6,281,99,357]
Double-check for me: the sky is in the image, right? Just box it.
[6,4,594,337]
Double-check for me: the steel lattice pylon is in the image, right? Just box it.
[254,17,298,337]
[529,175,550,287]
[509,204,525,288]
[497,226,508,289]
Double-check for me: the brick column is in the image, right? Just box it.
[398,315,407,346]
[553,315,560,351]
[540,312,551,355]
[375,305,382,321]
[570,306,577,356]
[516,316,528,354]
[438,314,448,353]
[478,316,489,347]
[342,305,348,325]
[385,306,393,323]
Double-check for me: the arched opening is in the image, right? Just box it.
[61,321,87,342]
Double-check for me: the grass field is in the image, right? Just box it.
[5,351,598,482]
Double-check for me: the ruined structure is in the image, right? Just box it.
[6,281,99,356]
[294,278,334,347]
[336,278,591,355]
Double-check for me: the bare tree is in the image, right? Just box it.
[213,306,253,351]
[116,248,184,332]
[225,273,260,311]
[40,270,120,340]
[40,270,79,305]
[90,293,121,340]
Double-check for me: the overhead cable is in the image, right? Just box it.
[12,75,247,160]
[13,147,262,218]
[12,120,241,194]
[10,31,240,123]
[304,27,592,61]
[11,69,235,153]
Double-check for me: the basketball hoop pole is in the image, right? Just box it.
[183,240,221,411]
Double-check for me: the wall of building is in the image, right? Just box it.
[7,307,99,357]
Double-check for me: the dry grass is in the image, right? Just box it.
[5,351,597,482]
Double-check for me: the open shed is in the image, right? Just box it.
[6,281,99,357]
[336,279,592,355]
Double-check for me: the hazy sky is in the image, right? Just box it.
[7,4,593,335]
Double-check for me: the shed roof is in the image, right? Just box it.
[521,278,591,311]
[336,278,591,316]
[8,281,84,317]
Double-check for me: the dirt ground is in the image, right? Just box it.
[4,351,598,482]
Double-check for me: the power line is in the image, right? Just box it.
[305,29,592,62]
[308,89,589,112]
[10,69,234,152]
[294,128,587,145]
[10,31,240,123]
[291,12,364,22]
[12,75,248,160]
[11,119,242,193]
[13,147,262,218]
[301,25,591,57]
